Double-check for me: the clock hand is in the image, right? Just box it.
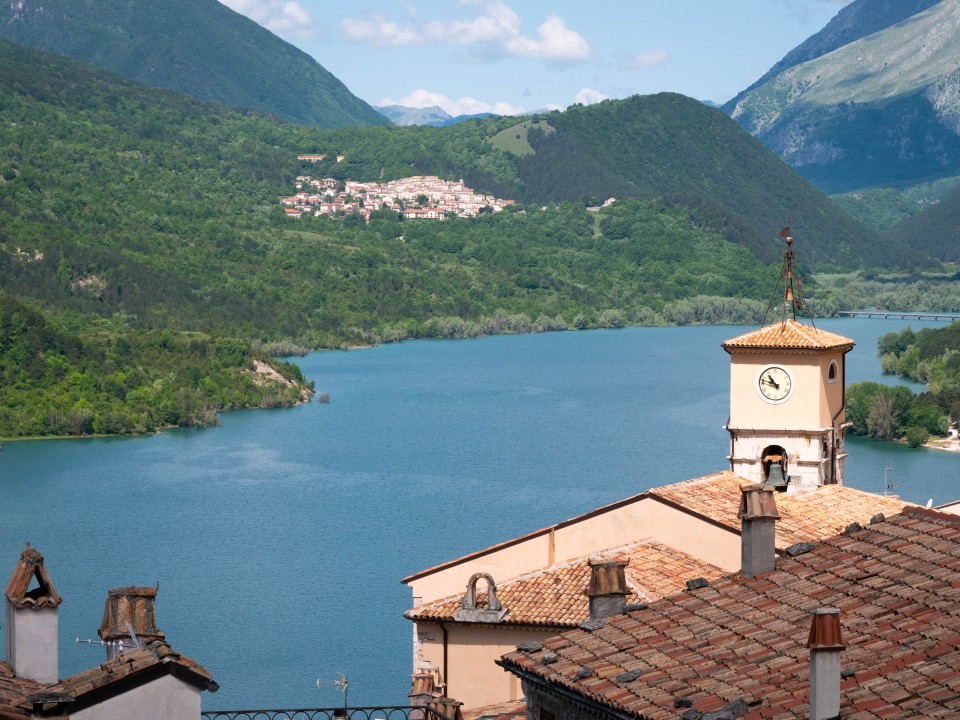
[763,376,780,389]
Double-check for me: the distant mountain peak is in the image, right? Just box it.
[726,0,960,194]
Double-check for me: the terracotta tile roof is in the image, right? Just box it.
[462,698,527,720]
[407,541,726,627]
[0,663,42,720]
[500,507,960,720]
[4,545,62,610]
[721,319,854,352]
[0,640,218,718]
[650,472,913,548]
[405,471,914,585]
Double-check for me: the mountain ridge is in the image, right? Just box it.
[0,0,389,128]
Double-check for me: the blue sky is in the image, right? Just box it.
[219,0,854,115]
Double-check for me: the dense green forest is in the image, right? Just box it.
[0,39,945,437]
[0,294,311,438]
[846,322,960,447]
[0,0,388,128]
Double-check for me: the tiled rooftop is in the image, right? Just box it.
[1,639,218,718]
[501,507,960,720]
[650,472,913,549]
[721,319,854,351]
[404,472,909,585]
[407,540,726,627]
[462,699,527,720]
[0,663,42,720]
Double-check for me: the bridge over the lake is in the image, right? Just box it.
[839,311,960,322]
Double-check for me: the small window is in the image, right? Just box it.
[827,360,839,384]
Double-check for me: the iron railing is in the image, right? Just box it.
[202,706,453,720]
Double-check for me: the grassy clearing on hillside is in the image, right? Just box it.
[489,120,555,156]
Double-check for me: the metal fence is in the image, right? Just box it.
[202,706,452,720]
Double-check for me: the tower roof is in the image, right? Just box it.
[722,318,854,353]
[4,545,62,610]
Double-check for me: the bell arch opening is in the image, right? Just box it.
[761,445,788,491]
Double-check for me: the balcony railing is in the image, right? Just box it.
[202,706,456,720]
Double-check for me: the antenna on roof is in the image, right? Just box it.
[883,461,901,497]
[316,672,350,709]
[761,225,816,328]
[75,637,137,653]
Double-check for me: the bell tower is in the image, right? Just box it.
[722,228,854,493]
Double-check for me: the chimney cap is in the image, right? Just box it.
[99,584,165,643]
[587,557,629,597]
[807,607,845,651]
[4,543,63,609]
[738,484,781,521]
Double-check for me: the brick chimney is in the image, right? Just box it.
[4,544,62,683]
[807,607,845,720]
[738,484,780,577]
[98,585,165,660]
[586,558,629,620]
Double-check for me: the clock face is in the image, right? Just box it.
[758,366,792,402]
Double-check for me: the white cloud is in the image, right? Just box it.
[380,89,525,117]
[572,88,607,106]
[219,0,313,37]
[616,50,669,71]
[503,14,591,61]
[343,1,590,62]
[341,16,421,46]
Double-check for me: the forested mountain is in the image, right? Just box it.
[321,94,917,269]
[886,185,960,261]
[0,0,388,128]
[725,0,960,194]
[0,38,934,436]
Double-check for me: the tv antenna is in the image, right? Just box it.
[76,622,141,654]
[883,461,901,496]
[316,672,349,708]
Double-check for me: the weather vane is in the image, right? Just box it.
[761,225,816,327]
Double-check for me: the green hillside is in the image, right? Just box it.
[0,0,389,128]
[314,94,917,270]
[0,38,932,436]
[886,184,960,261]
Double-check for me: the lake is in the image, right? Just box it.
[0,318,957,710]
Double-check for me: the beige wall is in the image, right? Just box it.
[416,621,556,709]
[406,495,741,606]
[406,494,745,709]
[71,674,201,720]
[729,351,843,430]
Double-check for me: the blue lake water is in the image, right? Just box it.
[0,318,957,710]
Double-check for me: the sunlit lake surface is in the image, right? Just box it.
[1,318,956,710]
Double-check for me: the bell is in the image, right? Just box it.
[764,462,788,490]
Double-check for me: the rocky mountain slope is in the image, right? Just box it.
[726,0,960,194]
[0,0,389,128]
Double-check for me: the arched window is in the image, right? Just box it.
[827,360,839,383]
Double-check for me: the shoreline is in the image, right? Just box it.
[925,436,960,453]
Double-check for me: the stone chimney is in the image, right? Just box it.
[4,544,62,683]
[409,670,438,719]
[586,558,629,620]
[738,484,780,577]
[98,585,165,660]
[807,607,845,720]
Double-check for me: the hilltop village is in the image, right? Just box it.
[281,171,515,221]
